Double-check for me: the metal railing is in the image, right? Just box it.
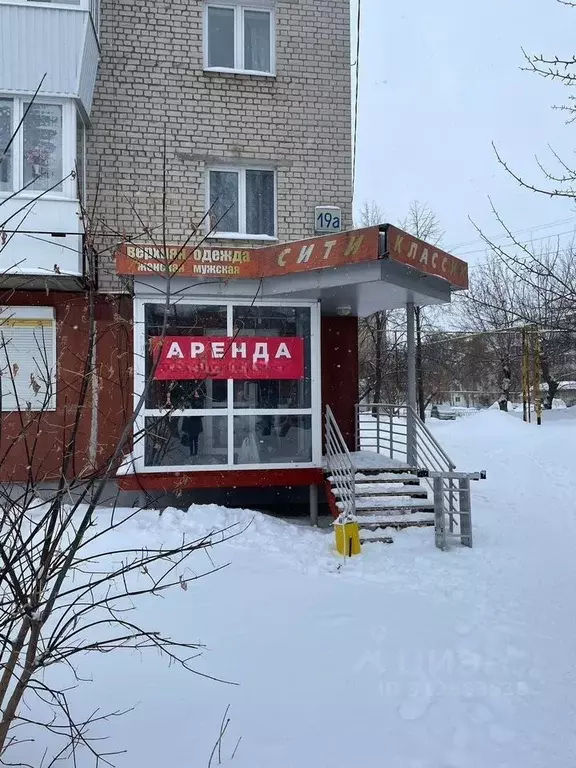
[325,405,356,518]
[355,403,458,510]
[424,470,486,550]
[355,403,456,473]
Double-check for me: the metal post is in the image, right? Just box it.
[533,329,542,426]
[458,478,472,547]
[433,476,446,551]
[309,483,319,527]
[522,327,528,423]
[406,301,417,466]
[376,407,381,454]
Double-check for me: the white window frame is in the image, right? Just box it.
[0,0,88,11]
[133,297,321,473]
[206,165,277,240]
[0,96,77,201]
[204,3,276,76]
[0,306,57,413]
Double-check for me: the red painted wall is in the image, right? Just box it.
[0,291,132,482]
[321,315,358,451]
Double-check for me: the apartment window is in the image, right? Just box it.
[0,98,77,198]
[0,100,12,193]
[0,307,56,413]
[208,167,275,237]
[205,4,274,74]
[23,102,63,192]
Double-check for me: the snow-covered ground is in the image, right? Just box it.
[15,409,576,767]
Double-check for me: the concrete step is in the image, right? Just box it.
[331,482,427,498]
[353,468,419,479]
[327,472,420,486]
[354,484,427,498]
[359,516,435,531]
[359,534,394,544]
[340,497,434,513]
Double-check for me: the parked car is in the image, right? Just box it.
[430,405,457,420]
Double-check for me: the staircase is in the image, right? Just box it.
[324,403,458,546]
[325,465,435,544]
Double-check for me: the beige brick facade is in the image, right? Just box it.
[87,0,352,292]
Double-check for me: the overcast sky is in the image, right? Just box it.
[352,0,576,262]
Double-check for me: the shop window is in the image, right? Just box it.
[232,305,311,408]
[145,415,227,467]
[208,167,276,238]
[0,307,56,412]
[205,3,275,75]
[140,301,316,469]
[234,415,311,464]
[145,303,228,410]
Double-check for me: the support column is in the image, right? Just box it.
[309,483,319,527]
[406,301,418,467]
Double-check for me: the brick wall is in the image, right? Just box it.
[87,0,352,292]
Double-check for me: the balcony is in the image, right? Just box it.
[0,197,83,280]
[0,1,100,118]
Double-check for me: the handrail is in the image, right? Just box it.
[408,405,455,470]
[355,402,458,513]
[325,405,356,518]
[355,402,456,474]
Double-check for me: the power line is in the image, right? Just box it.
[448,217,576,252]
[456,228,576,258]
[449,217,576,251]
[352,0,362,198]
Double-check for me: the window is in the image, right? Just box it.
[76,114,86,202]
[138,300,318,470]
[0,98,78,198]
[0,100,12,193]
[23,102,63,192]
[208,167,275,237]
[0,307,56,412]
[205,4,274,74]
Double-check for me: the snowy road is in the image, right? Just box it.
[15,409,576,767]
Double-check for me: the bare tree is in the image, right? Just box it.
[399,202,444,420]
[357,201,390,404]
[0,117,247,765]
[482,0,576,318]
[458,256,522,411]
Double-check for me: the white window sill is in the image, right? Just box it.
[206,232,278,242]
[0,0,87,10]
[0,191,77,203]
[204,67,275,78]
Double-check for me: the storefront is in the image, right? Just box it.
[116,224,469,508]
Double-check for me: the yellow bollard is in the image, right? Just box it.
[334,515,362,556]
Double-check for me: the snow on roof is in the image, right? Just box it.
[540,381,576,391]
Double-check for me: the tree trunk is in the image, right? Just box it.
[498,360,511,412]
[540,353,559,410]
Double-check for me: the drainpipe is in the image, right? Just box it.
[406,301,417,467]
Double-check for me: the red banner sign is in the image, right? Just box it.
[115,227,381,280]
[385,225,469,290]
[152,336,305,380]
